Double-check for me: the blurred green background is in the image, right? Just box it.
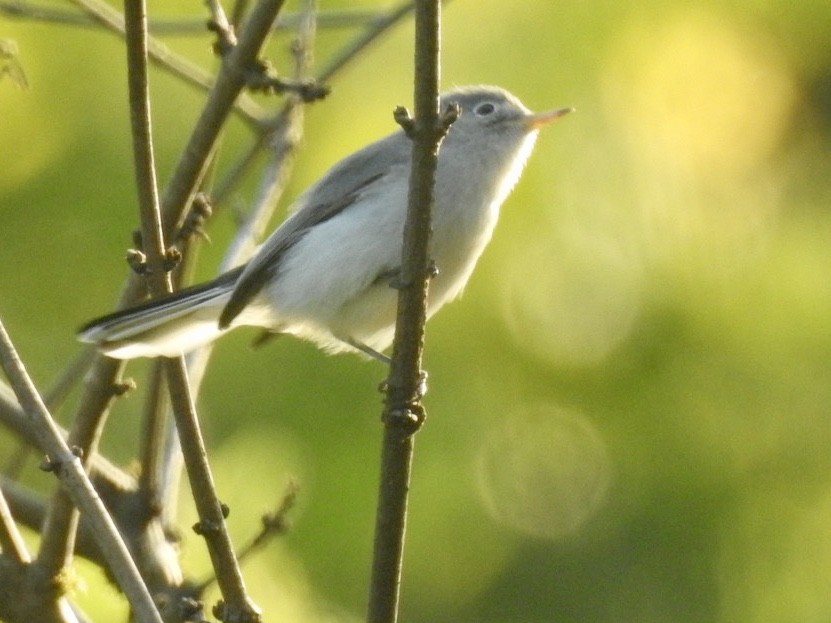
[2,0,831,621]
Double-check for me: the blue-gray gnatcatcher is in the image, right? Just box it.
[79,85,572,361]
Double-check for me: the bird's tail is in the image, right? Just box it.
[78,267,243,359]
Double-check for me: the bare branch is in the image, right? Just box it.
[0,320,162,623]
[145,4,317,581]
[165,357,262,622]
[368,0,449,621]
[136,363,167,513]
[0,380,135,489]
[64,0,265,124]
[124,0,262,615]
[36,360,129,600]
[125,0,167,293]
[233,480,299,566]
[0,1,397,33]
[212,0,415,210]
[152,4,319,619]
[317,0,415,83]
[158,0,290,238]
[206,0,238,55]
[193,480,299,595]
[0,485,30,564]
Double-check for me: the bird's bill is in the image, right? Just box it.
[524,106,574,130]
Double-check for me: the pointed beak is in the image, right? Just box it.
[524,106,574,130]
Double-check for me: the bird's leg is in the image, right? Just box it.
[344,338,391,365]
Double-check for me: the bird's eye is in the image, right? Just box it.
[473,102,496,116]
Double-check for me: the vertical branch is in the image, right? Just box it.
[368,1,451,622]
[124,0,168,290]
[29,0,175,577]
[124,0,262,620]
[137,363,167,510]
[164,358,261,622]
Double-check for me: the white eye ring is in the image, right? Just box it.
[473,102,496,116]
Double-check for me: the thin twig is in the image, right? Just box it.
[36,361,128,600]
[0,349,98,480]
[137,362,167,511]
[234,481,298,563]
[3,348,95,477]
[126,1,287,618]
[124,0,168,291]
[65,0,265,125]
[43,348,98,411]
[6,351,120,578]
[211,0,416,209]
[173,4,317,588]
[367,0,449,622]
[0,320,163,623]
[192,479,299,594]
[124,0,261,617]
[155,0,317,534]
[317,0,415,83]
[150,180,217,529]
[0,484,30,564]
[0,1,393,32]
[0,349,100,480]
[229,0,251,30]
[35,491,81,588]
[0,380,134,488]
[206,0,238,54]
[158,0,290,238]
[165,358,262,622]
[47,1,291,560]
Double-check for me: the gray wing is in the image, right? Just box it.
[218,131,410,329]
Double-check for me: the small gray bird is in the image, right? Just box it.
[79,86,571,361]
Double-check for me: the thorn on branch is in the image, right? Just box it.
[126,247,180,274]
[126,248,148,274]
[39,455,59,472]
[393,105,415,137]
[111,379,137,397]
[192,517,222,536]
[164,246,182,272]
[243,57,329,101]
[440,102,461,130]
[394,103,459,140]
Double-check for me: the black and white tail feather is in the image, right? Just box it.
[78,267,245,359]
